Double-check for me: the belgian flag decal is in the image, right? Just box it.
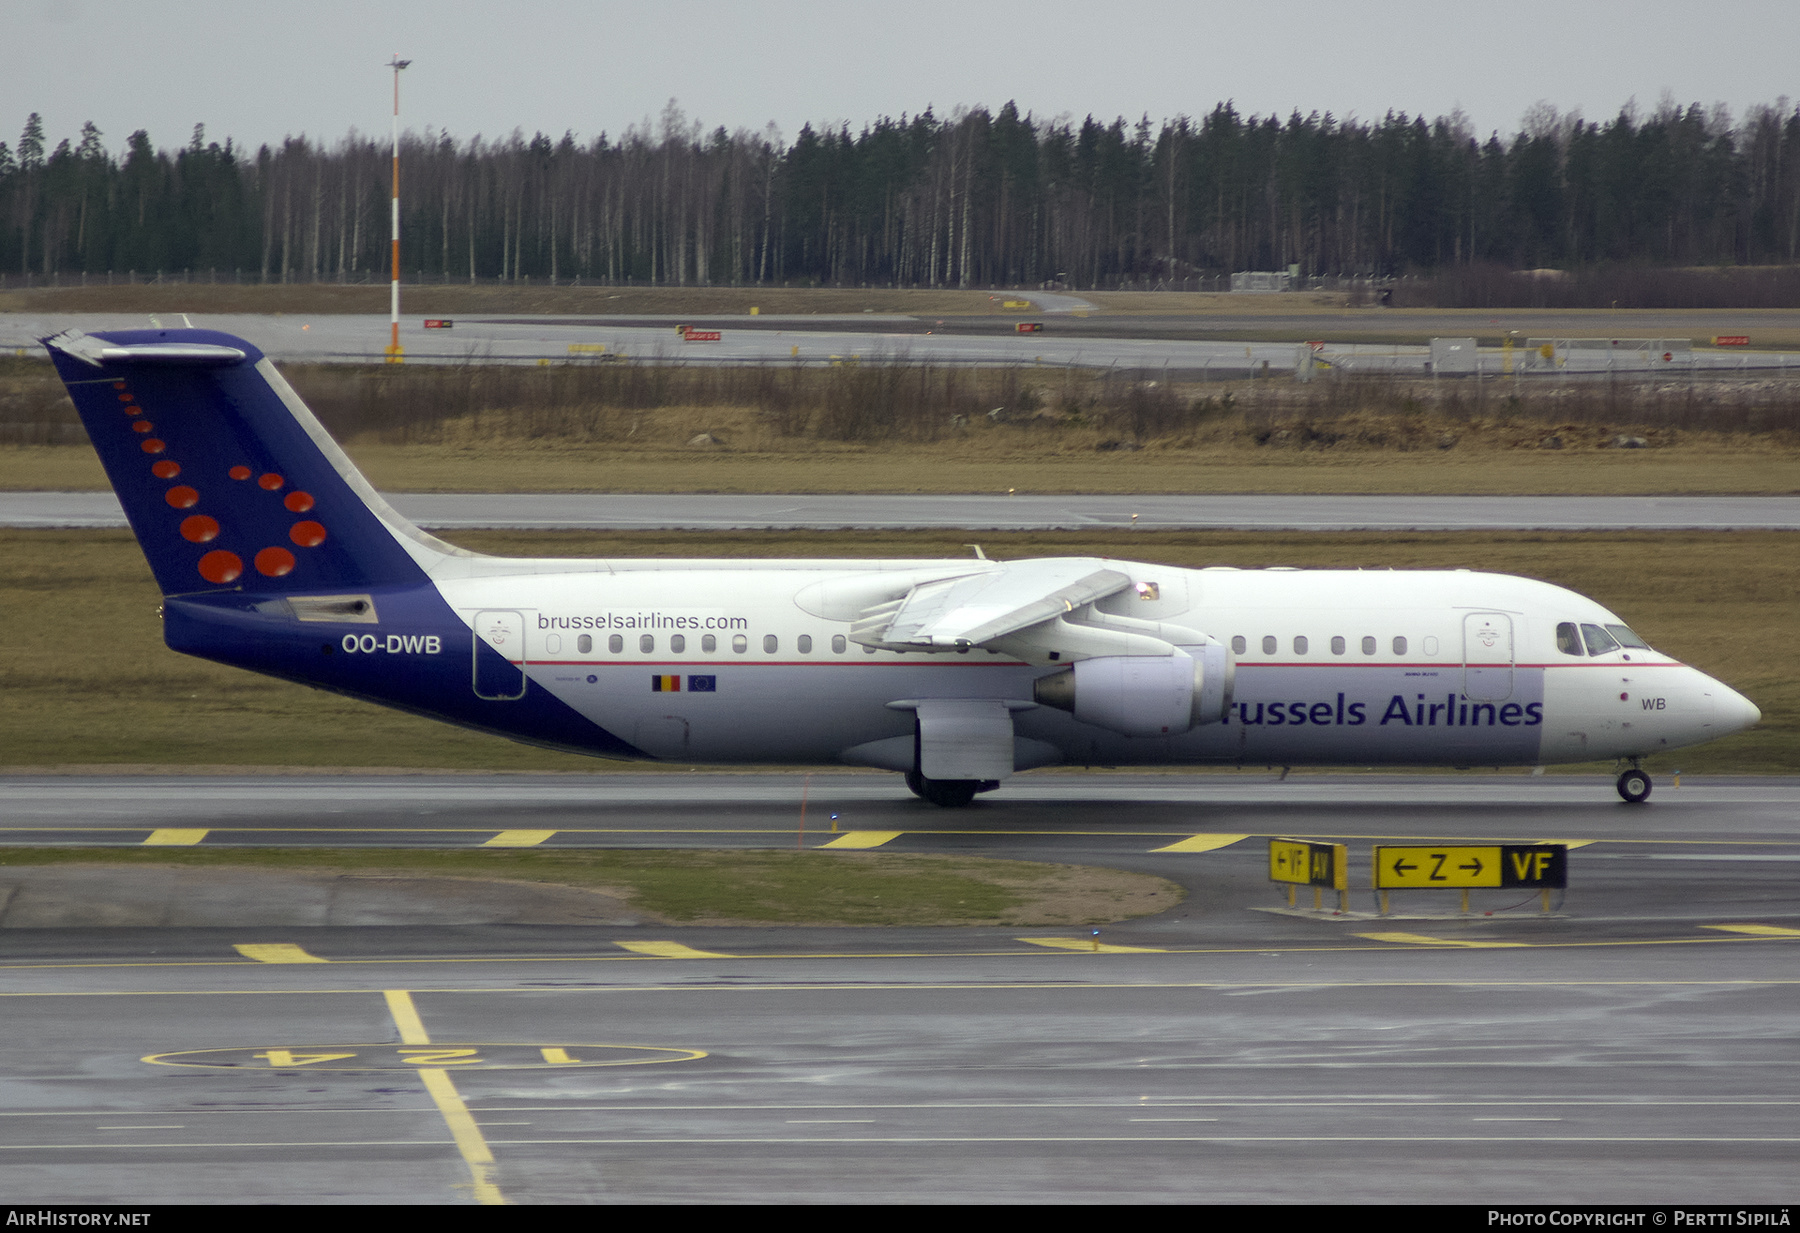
[651,674,681,692]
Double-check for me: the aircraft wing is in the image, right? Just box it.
[853,557,1133,649]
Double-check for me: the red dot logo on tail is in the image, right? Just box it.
[141,439,165,454]
[284,491,314,512]
[152,461,180,479]
[165,486,199,509]
[289,521,327,548]
[258,473,284,491]
[197,551,242,584]
[131,420,153,433]
[255,547,295,577]
[180,516,220,544]
[229,466,251,481]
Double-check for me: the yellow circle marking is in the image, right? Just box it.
[141,1042,707,1071]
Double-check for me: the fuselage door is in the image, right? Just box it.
[473,609,528,700]
[1463,612,1514,701]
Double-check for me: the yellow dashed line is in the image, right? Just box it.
[614,941,733,959]
[233,944,329,964]
[1356,932,1529,948]
[143,829,208,846]
[1702,924,1800,937]
[1151,833,1248,853]
[819,831,902,849]
[1017,937,1166,953]
[1536,839,1599,849]
[482,830,556,847]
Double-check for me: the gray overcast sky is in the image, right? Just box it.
[9,0,1795,155]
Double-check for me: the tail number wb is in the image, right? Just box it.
[341,633,442,654]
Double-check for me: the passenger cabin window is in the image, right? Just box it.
[577,634,592,654]
[832,634,847,653]
[1581,624,1620,655]
[1231,635,1246,654]
[1556,622,1584,656]
[639,634,654,653]
[1293,635,1309,655]
[670,634,685,653]
[1261,635,1277,655]
[1392,636,1408,655]
[797,634,812,653]
[763,634,779,653]
[732,634,747,654]
[1361,636,1376,655]
[1330,636,1345,655]
[702,634,716,653]
[608,634,623,654]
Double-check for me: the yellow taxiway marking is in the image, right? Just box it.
[233,944,329,964]
[1017,937,1166,953]
[384,989,431,1045]
[482,830,556,847]
[1356,932,1529,948]
[142,829,208,846]
[1536,839,1599,849]
[1152,833,1249,853]
[385,990,504,1206]
[614,941,734,959]
[819,830,903,849]
[1702,924,1800,937]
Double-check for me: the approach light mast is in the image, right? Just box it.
[386,54,411,363]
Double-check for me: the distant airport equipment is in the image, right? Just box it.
[682,329,722,343]
[1001,300,1033,309]
[1372,844,1568,915]
[1428,338,1479,374]
[1525,338,1693,369]
[423,319,452,330]
[1269,838,1348,912]
[1230,271,1292,293]
[1713,335,1750,347]
[1016,322,1044,334]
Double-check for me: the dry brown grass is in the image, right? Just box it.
[0,283,1027,318]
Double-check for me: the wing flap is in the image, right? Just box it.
[858,558,1133,649]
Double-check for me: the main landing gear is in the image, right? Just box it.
[904,770,988,809]
[1616,761,1652,804]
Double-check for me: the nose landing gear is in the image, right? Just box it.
[1617,762,1652,804]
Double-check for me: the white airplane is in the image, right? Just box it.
[44,328,1760,806]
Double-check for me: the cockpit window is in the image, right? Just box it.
[1605,624,1651,650]
[1581,623,1620,655]
[1556,622,1584,656]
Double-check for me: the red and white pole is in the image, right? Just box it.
[386,55,410,362]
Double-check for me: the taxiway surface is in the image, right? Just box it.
[1,774,1794,1203]
[10,492,1800,531]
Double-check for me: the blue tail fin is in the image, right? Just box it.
[44,328,452,597]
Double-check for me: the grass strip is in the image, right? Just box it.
[0,846,1181,927]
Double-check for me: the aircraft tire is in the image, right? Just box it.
[903,770,926,799]
[917,777,980,808]
[1617,768,1652,804]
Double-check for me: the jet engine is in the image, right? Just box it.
[1032,640,1232,736]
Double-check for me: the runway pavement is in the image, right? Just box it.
[9,309,1800,376]
[10,491,1800,531]
[0,773,1794,1203]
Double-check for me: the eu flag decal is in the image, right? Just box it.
[651,674,681,692]
[687,675,717,692]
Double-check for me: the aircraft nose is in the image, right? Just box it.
[1713,682,1761,733]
